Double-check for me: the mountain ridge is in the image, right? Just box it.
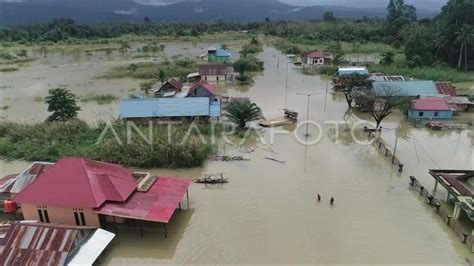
[0,0,439,24]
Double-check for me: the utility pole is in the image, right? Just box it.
[285,62,288,107]
[392,124,401,163]
[324,81,328,112]
[296,92,322,138]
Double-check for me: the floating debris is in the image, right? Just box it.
[193,173,229,184]
[214,156,250,162]
[264,157,285,164]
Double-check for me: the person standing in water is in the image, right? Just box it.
[330,197,334,205]
[317,194,321,202]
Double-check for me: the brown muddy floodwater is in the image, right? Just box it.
[0,45,473,264]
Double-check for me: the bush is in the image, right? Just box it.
[0,121,217,168]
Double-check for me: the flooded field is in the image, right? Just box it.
[0,44,473,264]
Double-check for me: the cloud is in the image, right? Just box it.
[194,6,204,13]
[114,8,138,15]
[133,0,183,5]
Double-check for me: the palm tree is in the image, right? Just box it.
[455,25,474,71]
[379,51,395,65]
[224,101,263,129]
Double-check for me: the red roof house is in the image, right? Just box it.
[306,51,332,65]
[408,99,453,119]
[11,157,192,233]
[14,157,137,208]
[187,80,217,101]
[410,99,451,111]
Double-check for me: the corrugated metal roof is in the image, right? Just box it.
[337,67,369,76]
[373,80,438,96]
[307,51,326,58]
[435,82,457,96]
[93,177,192,224]
[0,162,53,194]
[14,157,137,208]
[410,99,450,111]
[0,222,89,265]
[209,101,221,117]
[215,49,231,57]
[188,80,216,96]
[66,229,115,266]
[119,97,215,118]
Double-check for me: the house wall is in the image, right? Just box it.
[189,87,215,101]
[307,57,325,65]
[21,203,101,227]
[408,109,453,119]
[202,75,226,82]
[209,56,229,63]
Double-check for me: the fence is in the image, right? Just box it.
[365,131,404,172]
[409,176,474,253]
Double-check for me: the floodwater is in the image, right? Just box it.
[0,44,473,264]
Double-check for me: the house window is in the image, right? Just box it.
[37,208,50,223]
[418,112,424,117]
[434,111,439,117]
[73,209,86,226]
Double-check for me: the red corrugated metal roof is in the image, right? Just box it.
[411,99,451,111]
[14,157,137,208]
[188,80,216,96]
[0,222,93,265]
[93,177,191,224]
[307,51,325,58]
[436,82,457,96]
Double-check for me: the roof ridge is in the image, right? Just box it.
[80,158,104,208]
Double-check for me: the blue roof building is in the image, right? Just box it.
[372,80,439,97]
[336,67,369,77]
[208,47,231,63]
[119,97,221,120]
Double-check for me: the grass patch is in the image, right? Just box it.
[368,64,474,83]
[33,96,43,102]
[0,67,19,72]
[300,65,338,76]
[0,120,217,168]
[271,37,399,55]
[80,94,120,105]
[100,59,197,80]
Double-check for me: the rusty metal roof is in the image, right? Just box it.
[93,176,191,224]
[0,222,114,266]
[0,222,91,265]
[435,82,457,96]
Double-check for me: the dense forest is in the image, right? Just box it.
[0,0,473,70]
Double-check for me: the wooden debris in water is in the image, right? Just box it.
[214,155,250,162]
[264,157,285,164]
[193,173,229,184]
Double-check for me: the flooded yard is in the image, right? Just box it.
[0,44,473,264]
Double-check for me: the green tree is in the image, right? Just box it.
[140,81,155,96]
[224,101,263,129]
[322,11,336,22]
[18,49,28,58]
[44,88,81,122]
[379,51,395,65]
[127,63,138,72]
[386,0,417,46]
[326,42,345,65]
[158,69,167,84]
[455,25,474,71]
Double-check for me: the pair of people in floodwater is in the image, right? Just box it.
[317,194,334,205]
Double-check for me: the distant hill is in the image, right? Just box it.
[0,0,439,24]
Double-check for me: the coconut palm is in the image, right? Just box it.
[224,101,263,129]
[455,25,474,72]
[379,51,395,65]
